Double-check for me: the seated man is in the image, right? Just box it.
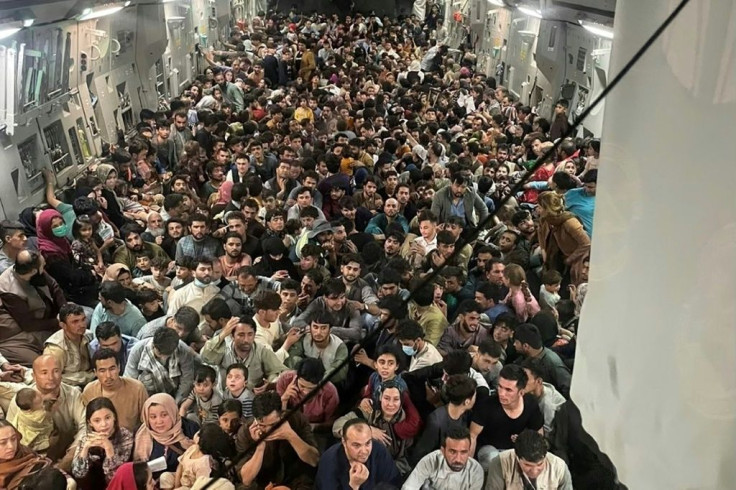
[437,300,490,356]
[521,358,566,436]
[166,257,220,318]
[470,365,544,471]
[0,251,65,365]
[364,198,409,240]
[237,391,320,490]
[315,418,401,489]
[403,426,484,490]
[88,321,138,373]
[293,279,363,344]
[136,305,203,352]
[6,355,85,464]
[200,315,287,392]
[43,303,94,388]
[513,323,572,398]
[396,319,443,372]
[276,358,339,428]
[124,327,195,403]
[407,282,448,346]
[286,311,349,385]
[90,281,147,337]
[219,266,280,316]
[486,429,573,490]
[409,374,477,465]
[112,223,170,271]
[82,348,148,432]
[470,340,504,389]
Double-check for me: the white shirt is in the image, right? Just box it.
[409,342,443,372]
[402,449,484,490]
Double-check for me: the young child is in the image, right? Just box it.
[134,256,172,294]
[11,388,54,453]
[71,216,104,274]
[133,250,154,278]
[503,263,541,322]
[539,269,563,311]
[361,345,408,408]
[137,289,165,322]
[161,424,235,490]
[223,363,254,418]
[180,366,223,425]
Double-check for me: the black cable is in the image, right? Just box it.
[199,0,695,486]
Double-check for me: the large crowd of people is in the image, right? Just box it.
[0,6,606,490]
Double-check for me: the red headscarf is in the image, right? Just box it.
[36,209,71,258]
[106,462,137,490]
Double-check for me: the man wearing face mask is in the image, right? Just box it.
[166,257,220,319]
[0,250,66,365]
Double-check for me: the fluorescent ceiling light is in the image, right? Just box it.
[23,19,35,27]
[78,2,129,20]
[518,6,543,18]
[0,21,23,40]
[488,0,504,5]
[580,21,614,39]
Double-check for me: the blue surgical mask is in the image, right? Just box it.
[402,345,417,356]
[193,278,209,288]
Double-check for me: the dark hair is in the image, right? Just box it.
[514,429,548,462]
[341,417,370,440]
[499,364,529,390]
[195,365,217,384]
[16,388,38,411]
[445,375,477,405]
[478,340,504,359]
[95,321,121,341]
[218,399,243,417]
[225,363,247,379]
[295,358,325,385]
[173,306,201,335]
[152,327,180,356]
[198,423,236,462]
[85,397,120,437]
[444,350,473,376]
[323,278,347,297]
[132,462,151,490]
[442,425,471,446]
[476,281,506,304]
[92,343,120,366]
[396,319,424,341]
[253,290,282,311]
[280,278,300,293]
[252,391,282,419]
[202,297,232,322]
[376,294,408,320]
[457,299,483,316]
[59,303,85,323]
[18,467,68,490]
[541,269,563,285]
[513,323,543,350]
[99,281,127,303]
[340,253,363,267]
[14,251,42,275]
[119,223,143,242]
[410,281,435,307]
[73,196,99,216]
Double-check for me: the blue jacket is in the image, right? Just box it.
[315,440,401,490]
[364,213,409,236]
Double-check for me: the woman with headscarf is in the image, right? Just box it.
[0,419,52,490]
[36,208,99,307]
[102,263,138,303]
[107,462,154,490]
[96,164,129,228]
[134,393,198,480]
[537,191,591,286]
